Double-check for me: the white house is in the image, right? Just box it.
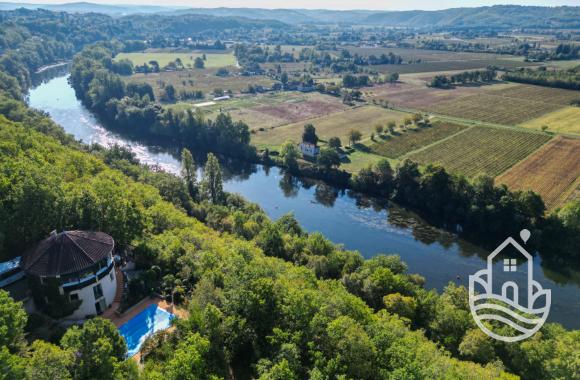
[21,230,117,320]
[299,142,320,158]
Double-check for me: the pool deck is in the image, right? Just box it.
[103,295,187,328]
[101,267,187,327]
[100,268,188,361]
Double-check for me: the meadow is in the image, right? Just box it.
[193,92,349,130]
[407,126,552,177]
[251,106,407,148]
[521,107,580,135]
[370,122,467,158]
[115,51,236,68]
[125,69,277,98]
[497,136,580,210]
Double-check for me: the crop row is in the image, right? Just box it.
[408,126,551,177]
[370,122,466,158]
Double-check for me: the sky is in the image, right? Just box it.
[10,0,580,11]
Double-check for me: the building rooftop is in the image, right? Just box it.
[0,256,20,276]
[21,231,114,277]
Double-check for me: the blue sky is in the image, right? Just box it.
[12,0,580,11]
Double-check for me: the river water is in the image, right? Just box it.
[27,74,580,328]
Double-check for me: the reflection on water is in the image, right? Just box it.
[28,73,580,329]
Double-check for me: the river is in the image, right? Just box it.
[27,74,580,328]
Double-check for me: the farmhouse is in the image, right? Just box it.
[20,230,118,320]
[300,142,320,158]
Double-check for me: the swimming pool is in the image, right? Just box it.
[118,304,175,357]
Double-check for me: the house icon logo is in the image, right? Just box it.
[469,229,551,342]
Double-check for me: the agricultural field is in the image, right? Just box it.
[489,84,580,106]
[251,106,407,148]
[125,69,277,98]
[115,51,236,68]
[339,47,507,62]
[429,93,563,125]
[370,122,467,158]
[497,136,580,210]
[428,84,578,125]
[521,107,580,135]
[372,58,535,75]
[170,92,349,130]
[407,126,552,177]
[261,62,313,74]
[365,81,485,109]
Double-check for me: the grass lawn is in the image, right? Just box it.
[115,52,236,68]
[340,150,391,173]
[251,106,407,147]
[520,107,580,135]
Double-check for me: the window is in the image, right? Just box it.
[69,293,79,302]
[503,258,517,272]
[93,283,103,300]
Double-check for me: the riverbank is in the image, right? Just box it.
[27,73,580,328]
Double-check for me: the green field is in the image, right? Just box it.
[370,122,467,158]
[407,126,552,177]
[521,107,580,134]
[251,106,407,148]
[340,150,390,173]
[126,69,277,98]
[115,51,236,68]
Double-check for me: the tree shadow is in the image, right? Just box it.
[352,143,370,152]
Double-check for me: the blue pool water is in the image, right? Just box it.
[118,304,175,357]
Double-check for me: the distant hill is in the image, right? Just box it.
[364,5,580,29]
[168,5,580,29]
[123,13,288,35]
[0,1,188,15]
[0,3,578,29]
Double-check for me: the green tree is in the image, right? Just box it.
[181,148,197,199]
[0,346,25,380]
[388,72,399,83]
[280,72,288,86]
[458,329,496,364]
[257,224,286,259]
[280,140,299,170]
[194,57,205,69]
[558,200,580,231]
[164,84,176,102]
[0,290,26,352]
[162,333,214,380]
[374,124,384,135]
[201,153,224,204]
[26,341,74,380]
[317,149,340,170]
[328,137,342,149]
[383,292,417,320]
[60,318,127,380]
[302,124,318,145]
[347,129,362,146]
